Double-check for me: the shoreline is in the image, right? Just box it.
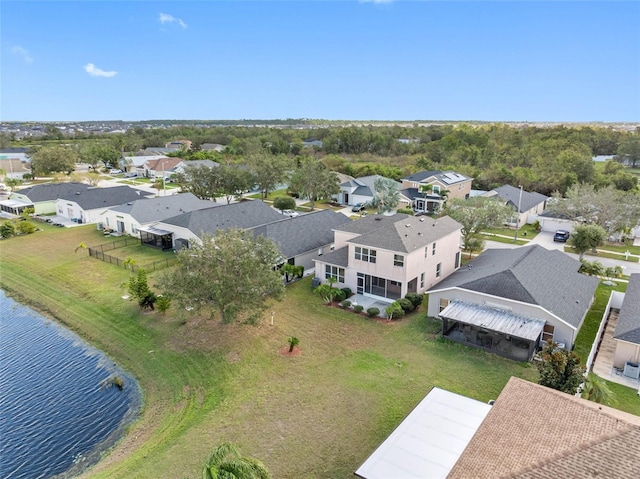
[1,288,144,479]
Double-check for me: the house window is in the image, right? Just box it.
[132,224,138,234]
[394,254,404,267]
[355,246,376,263]
[432,185,441,195]
[439,298,449,312]
[542,324,554,343]
[436,262,442,277]
[425,246,428,258]
[432,242,437,255]
[420,272,425,288]
[455,251,461,269]
[325,265,345,283]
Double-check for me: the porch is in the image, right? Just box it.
[440,301,545,362]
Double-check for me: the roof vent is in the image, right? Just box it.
[76,192,81,195]
[419,218,425,222]
[405,224,411,228]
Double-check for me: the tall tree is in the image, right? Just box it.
[289,156,339,210]
[246,152,291,200]
[79,142,120,170]
[202,443,271,479]
[30,145,78,176]
[569,224,607,260]
[173,164,221,201]
[218,164,256,204]
[445,197,514,249]
[369,176,401,214]
[548,184,640,236]
[535,341,585,395]
[158,229,284,323]
[617,135,640,168]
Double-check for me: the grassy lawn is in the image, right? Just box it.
[481,223,539,239]
[0,224,543,479]
[478,233,529,246]
[564,246,640,263]
[245,188,288,200]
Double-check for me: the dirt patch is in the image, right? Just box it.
[278,346,301,357]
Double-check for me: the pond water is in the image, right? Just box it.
[0,290,141,478]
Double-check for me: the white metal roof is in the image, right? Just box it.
[440,301,546,341]
[355,388,492,479]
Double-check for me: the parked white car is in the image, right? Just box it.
[281,209,299,217]
[109,169,123,175]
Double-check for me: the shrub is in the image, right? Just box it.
[341,287,352,298]
[397,298,414,313]
[397,207,415,215]
[354,305,364,313]
[367,307,380,317]
[273,196,296,211]
[386,301,405,320]
[156,295,171,314]
[16,221,37,235]
[404,293,424,308]
[333,289,347,302]
[295,265,304,278]
[340,300,351,309]
[0,221,16,238]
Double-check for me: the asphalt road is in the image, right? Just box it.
[484,231,640,276]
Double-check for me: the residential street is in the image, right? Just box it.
[484,231,640,276]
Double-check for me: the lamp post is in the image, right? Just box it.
[514,185,523,241]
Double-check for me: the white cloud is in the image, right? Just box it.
[84,63,118,78]
[158,12,187,29]
[12,46,33,63]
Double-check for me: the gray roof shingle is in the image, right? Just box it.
[15,182,92,202]
[345,214,462,254]
[161,200,284,238]
[429,245,599,328]
[614,273,640,344]
[249,209,351,258]
[59,186,150,210]
[491,185,548,213]
[106,193,217,224]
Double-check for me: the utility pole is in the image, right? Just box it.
[514,185,523,241]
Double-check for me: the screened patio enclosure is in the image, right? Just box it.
[138,226,174,251]
[440,301,545,362]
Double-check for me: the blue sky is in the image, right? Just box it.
[2,1,639,122]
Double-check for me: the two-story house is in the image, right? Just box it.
[400,170,473,214]
[313,214,463,303]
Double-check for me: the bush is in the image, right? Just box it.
[367,307,380,317]
[0,221,16,238]
[397,298,414,313]
[341,287,352,298]
[397,207,415,215]
[273,196,296,211]
[340,300,351,309]
[404,293,424,308]
[333,289,347,302]
[16,221,37,235]
[354,305,364,313]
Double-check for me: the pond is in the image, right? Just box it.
[0,290,141,478]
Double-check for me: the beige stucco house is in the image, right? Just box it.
[314,213,463,302]
[399,170,473,214]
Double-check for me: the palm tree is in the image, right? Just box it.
[202,443,271,479]
[583,373,616,406]
[287,336,300,353]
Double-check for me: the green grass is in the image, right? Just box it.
[0,224,545,479]
[596,243,640,256]
[564,246,640,263]
[573,282,627,362]
[481,223,540,239]
[478,233,529,246]
[245,188,288,200]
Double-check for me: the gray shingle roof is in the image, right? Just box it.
[402,170,471,185]
[491,185,548,213]
[403,170,442,182]
[59,186,150,210]
[429,245,599,329]
[161,200,283,238]
[15,182,92,202]
[346,214,462,254]
[249,209,352,258]
[614,273,640,344]
[314,246,350,267]
[106,193,217,224]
